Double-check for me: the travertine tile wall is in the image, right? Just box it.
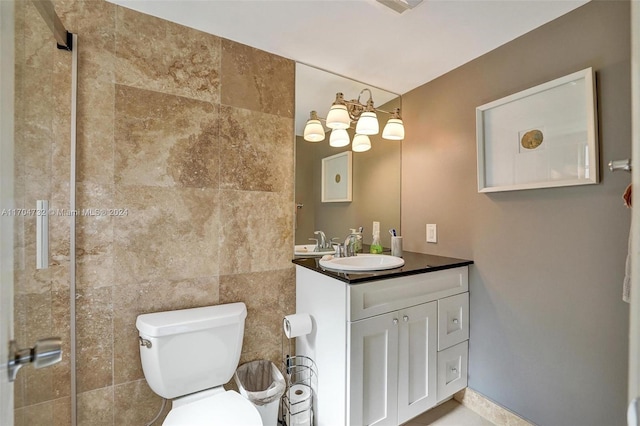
[16,1,296,424]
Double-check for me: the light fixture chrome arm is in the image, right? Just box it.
[303,88,405,148]
[308,105,402,126]
[357,88,373,104]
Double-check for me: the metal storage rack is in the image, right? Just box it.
[281,355,316,426]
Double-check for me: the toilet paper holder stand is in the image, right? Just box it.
[280,354,316,426]
[281,321,317,426]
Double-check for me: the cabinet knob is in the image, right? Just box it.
[393,318,398,325]
[403,315,409,322]
[451,367,458,374]
[452,318,459,324]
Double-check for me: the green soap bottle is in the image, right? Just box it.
[370,232,383,254]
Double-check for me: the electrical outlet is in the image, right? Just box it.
[426,224,437,243]
[373,221,380,234]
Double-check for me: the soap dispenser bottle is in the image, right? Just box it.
[370,231,383,254]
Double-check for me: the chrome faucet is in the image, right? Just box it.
[313,231,331,251]
[343,233,359,257]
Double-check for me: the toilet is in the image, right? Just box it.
[136,302,263,425]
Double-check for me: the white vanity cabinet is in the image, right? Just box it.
[295,264,470,426]
[349,301,437,425]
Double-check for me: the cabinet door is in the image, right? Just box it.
[397,301,438,424]
[349,311,399,426]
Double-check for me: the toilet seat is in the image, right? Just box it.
[164,390,263,425]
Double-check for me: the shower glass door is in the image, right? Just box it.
[1,0,74,424]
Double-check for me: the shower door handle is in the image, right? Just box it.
[7,337,62,382]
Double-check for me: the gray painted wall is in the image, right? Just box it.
[401,1,631,424]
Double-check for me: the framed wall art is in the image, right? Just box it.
[476,67,598,193]
[321,151,352,202]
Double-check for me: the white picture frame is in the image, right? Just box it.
[321,151,352,202]
[476,67,598,193]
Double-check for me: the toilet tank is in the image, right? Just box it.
[136,303,247,399]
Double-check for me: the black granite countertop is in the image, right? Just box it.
[292,250,473,284]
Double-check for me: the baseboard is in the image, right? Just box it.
[454,388,535,425]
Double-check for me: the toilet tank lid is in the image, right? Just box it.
[136,303,247,338]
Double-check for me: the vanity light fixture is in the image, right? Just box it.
[381,108,405,140]
[303,111,325,142]
[303,88,405,152]
[352,134,372,152]
[329,128,350,148]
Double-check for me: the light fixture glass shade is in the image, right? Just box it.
[329,129,350,147]
[355,111,379,135]
[382,118,405,140]
[326,104,350,130]
[304,119,325,142]
[352,134,371,152]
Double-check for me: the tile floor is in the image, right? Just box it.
[402,399,495,426]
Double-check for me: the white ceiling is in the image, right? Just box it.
[108,0,589,95]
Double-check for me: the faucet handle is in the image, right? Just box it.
[308,238,319,251]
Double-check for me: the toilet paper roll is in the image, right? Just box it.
[288,409,312,426]
[288,384,312,413]
[283,313,312,339]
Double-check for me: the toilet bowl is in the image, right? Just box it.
[164,387,261,425]
[136,303,262,425]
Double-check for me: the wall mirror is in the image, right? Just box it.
[295,63,402,250]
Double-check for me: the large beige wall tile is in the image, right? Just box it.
[114,379,170,425]
[76,182,114,290]
[112,278,219,384]
[76,287,113,393]
[219,105,294,193]
[56,0,116,84]
[17,238,51,295]
[51,290,72,400]
[52,63,72,200]
[14,371,25,410]
[19,290,71,405]
[21,65,53,201]
[221,40,294,117]
[219,190,293,275]
[220,268,295,361]
[114,85,219,188]
[76,78,115,184]
[15,395,72,426]
[15,401,51,426]
[77,387,114,426]
[115,6,221,104]
[23,2,54,70]
[21,293,53,406]
[53,397,72,426]
[113,186,220,285]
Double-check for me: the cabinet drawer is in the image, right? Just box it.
[437,293,469,350]
[349,267,468,321]
[436,341,468,402]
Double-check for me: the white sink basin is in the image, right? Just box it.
[319,254,405,272]
[295,244,335,257]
